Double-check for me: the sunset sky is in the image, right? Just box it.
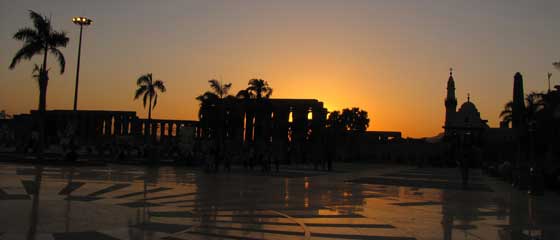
[1,0,559,137]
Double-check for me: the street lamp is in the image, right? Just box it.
[71,16,93,111]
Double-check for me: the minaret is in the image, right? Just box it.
[512,72,525,129]
[445,69,457,129]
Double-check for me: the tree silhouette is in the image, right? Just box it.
[0,110,9,119]
[326,111,345,130]
[32,64,49,86]
[525,92,545,122]
[246,79,273,99]
[235,89,251,99]
[196,80,234,141]
[326,108,370,132]
[196,79,232,115]
[341,108,370,132]
[9,10,69,112]
[134,73,166,131]
[499,101,513,127]
[206,79,232,99]
[500,92,544,128]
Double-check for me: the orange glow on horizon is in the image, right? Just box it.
[2,1,557,138]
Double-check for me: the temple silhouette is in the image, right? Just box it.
[1,70,558,172]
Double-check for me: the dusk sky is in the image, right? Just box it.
[1,0,559,137]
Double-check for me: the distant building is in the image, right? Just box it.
[443,70,489,143]
[197,98,328,163]
[442,70,516,166]
[10,110,197,151]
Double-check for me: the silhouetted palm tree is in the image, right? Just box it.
[247,79,273,99]
[196,91,220,107]
[196,80,233,141]
[525,92,545,122]
[134,73,166,127]
[500,101,513,127]
[9,10,69,112]
[32,64,48,85]
[235,89,251,99]
[208,79,232,99]
[500,92,544,128]
[196,79,232,115]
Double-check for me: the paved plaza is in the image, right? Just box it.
[1,162,559,240]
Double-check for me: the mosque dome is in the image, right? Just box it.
[458,101,478,116]
[455,96,487,128]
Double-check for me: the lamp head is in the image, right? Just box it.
[72,16,93,26]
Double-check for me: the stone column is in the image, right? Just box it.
[104,116,111,136]
[114,115,122,136]
[168,122,173,137]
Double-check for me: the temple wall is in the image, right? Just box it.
[10,110,198,149]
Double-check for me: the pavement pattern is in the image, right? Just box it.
[1,162,559,240]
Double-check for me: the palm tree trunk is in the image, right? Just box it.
[148,95,152,141]
[40,47,48,112]
[38,77,47,113]
[37,47,48,155]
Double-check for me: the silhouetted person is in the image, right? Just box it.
[459,134,473,189]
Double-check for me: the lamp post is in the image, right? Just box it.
[71,16,93,111]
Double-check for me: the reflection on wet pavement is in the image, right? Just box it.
[1,163,559,240]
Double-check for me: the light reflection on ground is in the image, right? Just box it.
[1,162,559,240]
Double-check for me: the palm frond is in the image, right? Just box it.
[247,78,271,99]
[553,61,560,70]
[207,79,231,98]
[28,10,50,36]
[236,89,251,99]
[499,101,513,118]
[137,73,151,86]
[152,94,158,109]
[134,85,147,99]
[48,30,69,48]
[9,43,43,69]
[49,47,66,73]
[525,92,545,115]
[208,79,221,95]
[223,83,232,93]
[265,88,273,98]
[196,91,219,106]
[499,109,512,118]
[142,91,149,108]
[13,27,38,42]
[248,78,261,86]
[153,80,166,92]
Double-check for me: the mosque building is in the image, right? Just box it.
[440,69,518,167]
[443,69,489,143]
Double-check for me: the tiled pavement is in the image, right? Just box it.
[1,163,559,240]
